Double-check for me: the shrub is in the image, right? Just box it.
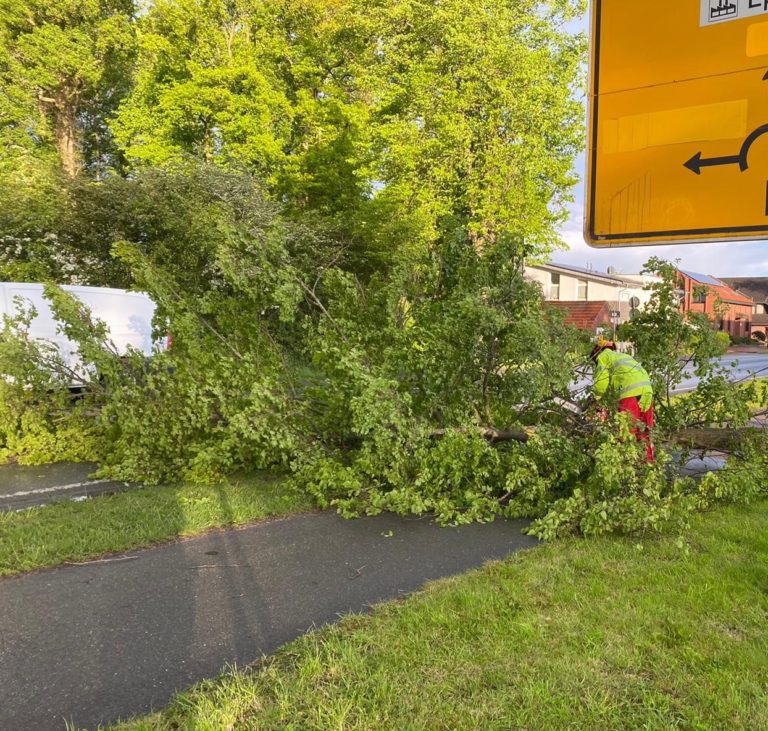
[0,302,101,464]
[714,331,731,355]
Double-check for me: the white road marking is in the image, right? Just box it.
[0,480,111,500]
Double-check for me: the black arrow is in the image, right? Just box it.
[683,151,741,175]
[684,124,768,175]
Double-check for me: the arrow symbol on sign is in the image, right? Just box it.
[683,152,742,175]
[684,124,768,175]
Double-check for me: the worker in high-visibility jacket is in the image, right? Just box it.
[590,339,655,462]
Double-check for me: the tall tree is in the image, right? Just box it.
[0,0,136,178]
[113,0,294,175]
[353,0,586,254]
[114,0,585,266]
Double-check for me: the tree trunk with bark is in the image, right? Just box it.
[436,424,764,454]
[38,85,82,177]
[669,427,764,452]
[54,103,80,177]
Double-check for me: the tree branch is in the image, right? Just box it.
[430,426,530,443]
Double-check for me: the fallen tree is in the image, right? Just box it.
[670,426,766,453]
[3,246,768,539]
[434,416,767,454]
[2,173,767,540]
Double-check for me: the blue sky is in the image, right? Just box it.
[555,11,768,277]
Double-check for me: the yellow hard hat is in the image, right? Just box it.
[590,336,617,361]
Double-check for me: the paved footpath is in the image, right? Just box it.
[0,511,536,730]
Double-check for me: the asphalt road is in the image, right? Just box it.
[675,352,768,393]
[0,511,537,731]
[0,462,128,512]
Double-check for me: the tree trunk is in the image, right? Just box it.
[432,425,764,453]
[38,87,82,177]
[54,103,80,177]
[670,427,764,452]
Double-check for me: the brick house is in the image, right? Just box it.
[720,277,768,342]
[678,270,754,339]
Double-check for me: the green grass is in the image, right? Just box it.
[0,472,313,576]
[108,501,768,731]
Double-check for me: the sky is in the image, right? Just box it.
[555,11,768,277]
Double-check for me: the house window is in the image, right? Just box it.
[549,273,560,301]
[577,279,588,301]
[692,286,707,305]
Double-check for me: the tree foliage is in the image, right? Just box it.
[0,0,136,177]
[1,172,765,538]
[1,0,586,283]
[113,0,586,266]
[0,0,137,279]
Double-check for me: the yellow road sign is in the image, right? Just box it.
[586,0,768,246]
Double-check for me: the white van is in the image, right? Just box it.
[0,282,158,382]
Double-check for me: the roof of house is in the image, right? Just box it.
[752,313,768,326]
[532,261,642,288]
[678,269,754,305]
[679,270,726,287]
[548,301,612,330]
[720,278,768,304]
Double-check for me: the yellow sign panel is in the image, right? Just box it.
[586,0,768,246]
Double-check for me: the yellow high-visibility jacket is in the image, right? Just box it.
[593,349,653,411]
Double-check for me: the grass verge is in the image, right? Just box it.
[0,472,313,577]
[109,501,768,731]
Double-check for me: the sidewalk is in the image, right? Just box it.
[727,345,767,354]
[0,510,536,731]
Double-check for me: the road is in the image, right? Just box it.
[0,511,536,731]
[675,352,768,393]
[0,463,128,512]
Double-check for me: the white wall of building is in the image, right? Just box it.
[524,265,657,319]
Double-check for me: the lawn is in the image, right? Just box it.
[0,472,313,576]
[107,500,768,731]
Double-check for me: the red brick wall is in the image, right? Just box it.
[678,273,753,338]
[717,303,753,339]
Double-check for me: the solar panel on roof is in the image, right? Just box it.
[679,270,726,287]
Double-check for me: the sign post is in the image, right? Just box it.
[610,309,621,339]
[587,0,768,246]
